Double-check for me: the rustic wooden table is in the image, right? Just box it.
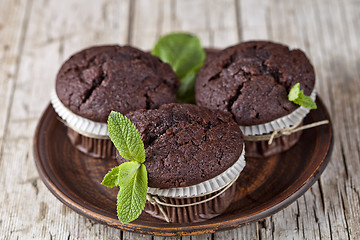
[0,0,359,239]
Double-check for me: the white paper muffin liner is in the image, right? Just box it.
[239,90,316,136]
[50,90,108,138]
[147,145,245,198]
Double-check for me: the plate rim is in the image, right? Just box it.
[33,97,333,236]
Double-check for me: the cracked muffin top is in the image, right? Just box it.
[56,45,180,122]
[195,41,315,126]
[116,103,244,189]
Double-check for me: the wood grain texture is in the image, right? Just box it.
[0,0,359,239]
[0,0,29,164]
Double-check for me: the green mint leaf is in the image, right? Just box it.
[101,162,141,187]
[288,83,301,101]
[101,166,121,187]
[101,160,148,224]
[288,83,317,109]
[295,94,317,109]
[108,111,145,163]
[117,164,147,224]
[117,162,141,187]
[152,32,206,103]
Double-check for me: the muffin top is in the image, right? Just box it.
[195,41,315,126]
[117,103,244,189]
[56,45,179,122]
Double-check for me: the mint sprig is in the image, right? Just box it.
[288,83,317,109]
[152,32,206,103]
[101,111,148,224]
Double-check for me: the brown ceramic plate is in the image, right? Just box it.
[33,98,333,236]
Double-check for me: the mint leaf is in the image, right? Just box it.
[117,162,141,187]
[102,162,142,188]
[288,83,317,109]
[117,164,147,223]
[152,33,206,103]
[101,166,121,187]
[288,83,301,101]
[296,94,317,109]
[108,111,145,163]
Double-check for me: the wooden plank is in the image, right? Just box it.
[214,224,258,240]
[239,0,269,41]
[123,232,152,240]
[132,0,238,50]
[174,0,238,48]
[0,0,31,238]
[315,0,360,238]
[307,0,360,239]
[0,0,129,239]
[131,0,167,49]
[190,235,212,240]
[0,0,28,159]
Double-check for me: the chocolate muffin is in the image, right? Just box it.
[56,45,179,122]
[116,103,246,223]
[52,45,180,158]
[195,41,316,157]
[117,103,243,188]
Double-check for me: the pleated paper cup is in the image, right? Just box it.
[51,91,116,159]
[144,146,245,223]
